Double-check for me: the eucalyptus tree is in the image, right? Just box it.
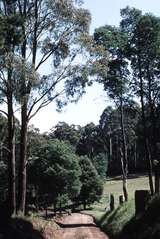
[94,25,130,201]
[0,114,8,202]
[77,123,99,159]
[49,121,81,147]
[99,103,140,176]
[11,0,89,214]
[0,0,23,215]
[75,122,108,179]
[0,0,107,215]
[120,7,160,194]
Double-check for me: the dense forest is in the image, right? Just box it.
[1,2,160,239]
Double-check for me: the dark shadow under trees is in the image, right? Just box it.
[0,210,45,239]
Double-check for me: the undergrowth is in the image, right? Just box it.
[96,196,160,239]
[121,195,160,239]
[96,200,135,238]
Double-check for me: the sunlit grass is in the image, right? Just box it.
[99,199,135,237]
[82,175,150,219]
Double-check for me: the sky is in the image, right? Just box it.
[31,0,160,132]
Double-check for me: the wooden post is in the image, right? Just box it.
[119,195,124,205]
[110,194,115,211]
[45,205,48,218]
[135,190,150,215]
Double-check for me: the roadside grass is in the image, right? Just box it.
[81,175,151,238]
[120,195,160,239]
[98,199,135,238]
[96,196,160,239]
[82,175,160,239]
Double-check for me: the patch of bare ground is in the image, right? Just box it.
[29,216,63,239]
[56,213,109,239]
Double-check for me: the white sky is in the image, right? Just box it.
[30,0,160,132]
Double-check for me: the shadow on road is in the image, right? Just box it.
[56,221,97,228]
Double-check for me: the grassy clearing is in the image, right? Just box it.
[82,175,160,239]
[81,175,152,239]
[104,175,150,206]
[82,175,150,219]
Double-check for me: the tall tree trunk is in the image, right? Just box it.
[123,176,128,202]
[7,92,16,216]
[138,54,154,195]
[134,140,137,171]
[18,100,28,214]
[120,148,128,201]
[146,63,159,194]
[147,62,157,157]
[17,0,38,213]
[109,130,112,161]
[120,96,128,201]
[4,1,16,216]
[17,0,28,214]
[155,165,160,194]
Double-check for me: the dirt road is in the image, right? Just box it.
[57,213,109,239]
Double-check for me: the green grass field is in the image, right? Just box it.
[81,175,154,239]
[82,175,150,219]
[104,175,150,205]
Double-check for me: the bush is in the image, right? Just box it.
[28,139,82,210]
[78,156,103,209]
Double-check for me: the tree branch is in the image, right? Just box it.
[35,45,59,71]
[35,26,72,71]
[27,53,76,119]
[28,90,64,121]
[0,109,8,117]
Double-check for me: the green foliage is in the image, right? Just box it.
[120,6,160,102]
[0,0,108,215]
[3,0,160,218]
[9,0,93,112]
[0,4,22,50]
[50,122,81,147]
[27,126,106,209]
[120,7,160,177]
[0,114,7,144]
[76,123,107,159]
[29,139,82,206]
[93,7,160,178]
[94,25,129,101]
[27,126,47,160]
[92,153,108,179]
[78,156,103,207]
[0,161,7,202]
[99,104,140,175]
